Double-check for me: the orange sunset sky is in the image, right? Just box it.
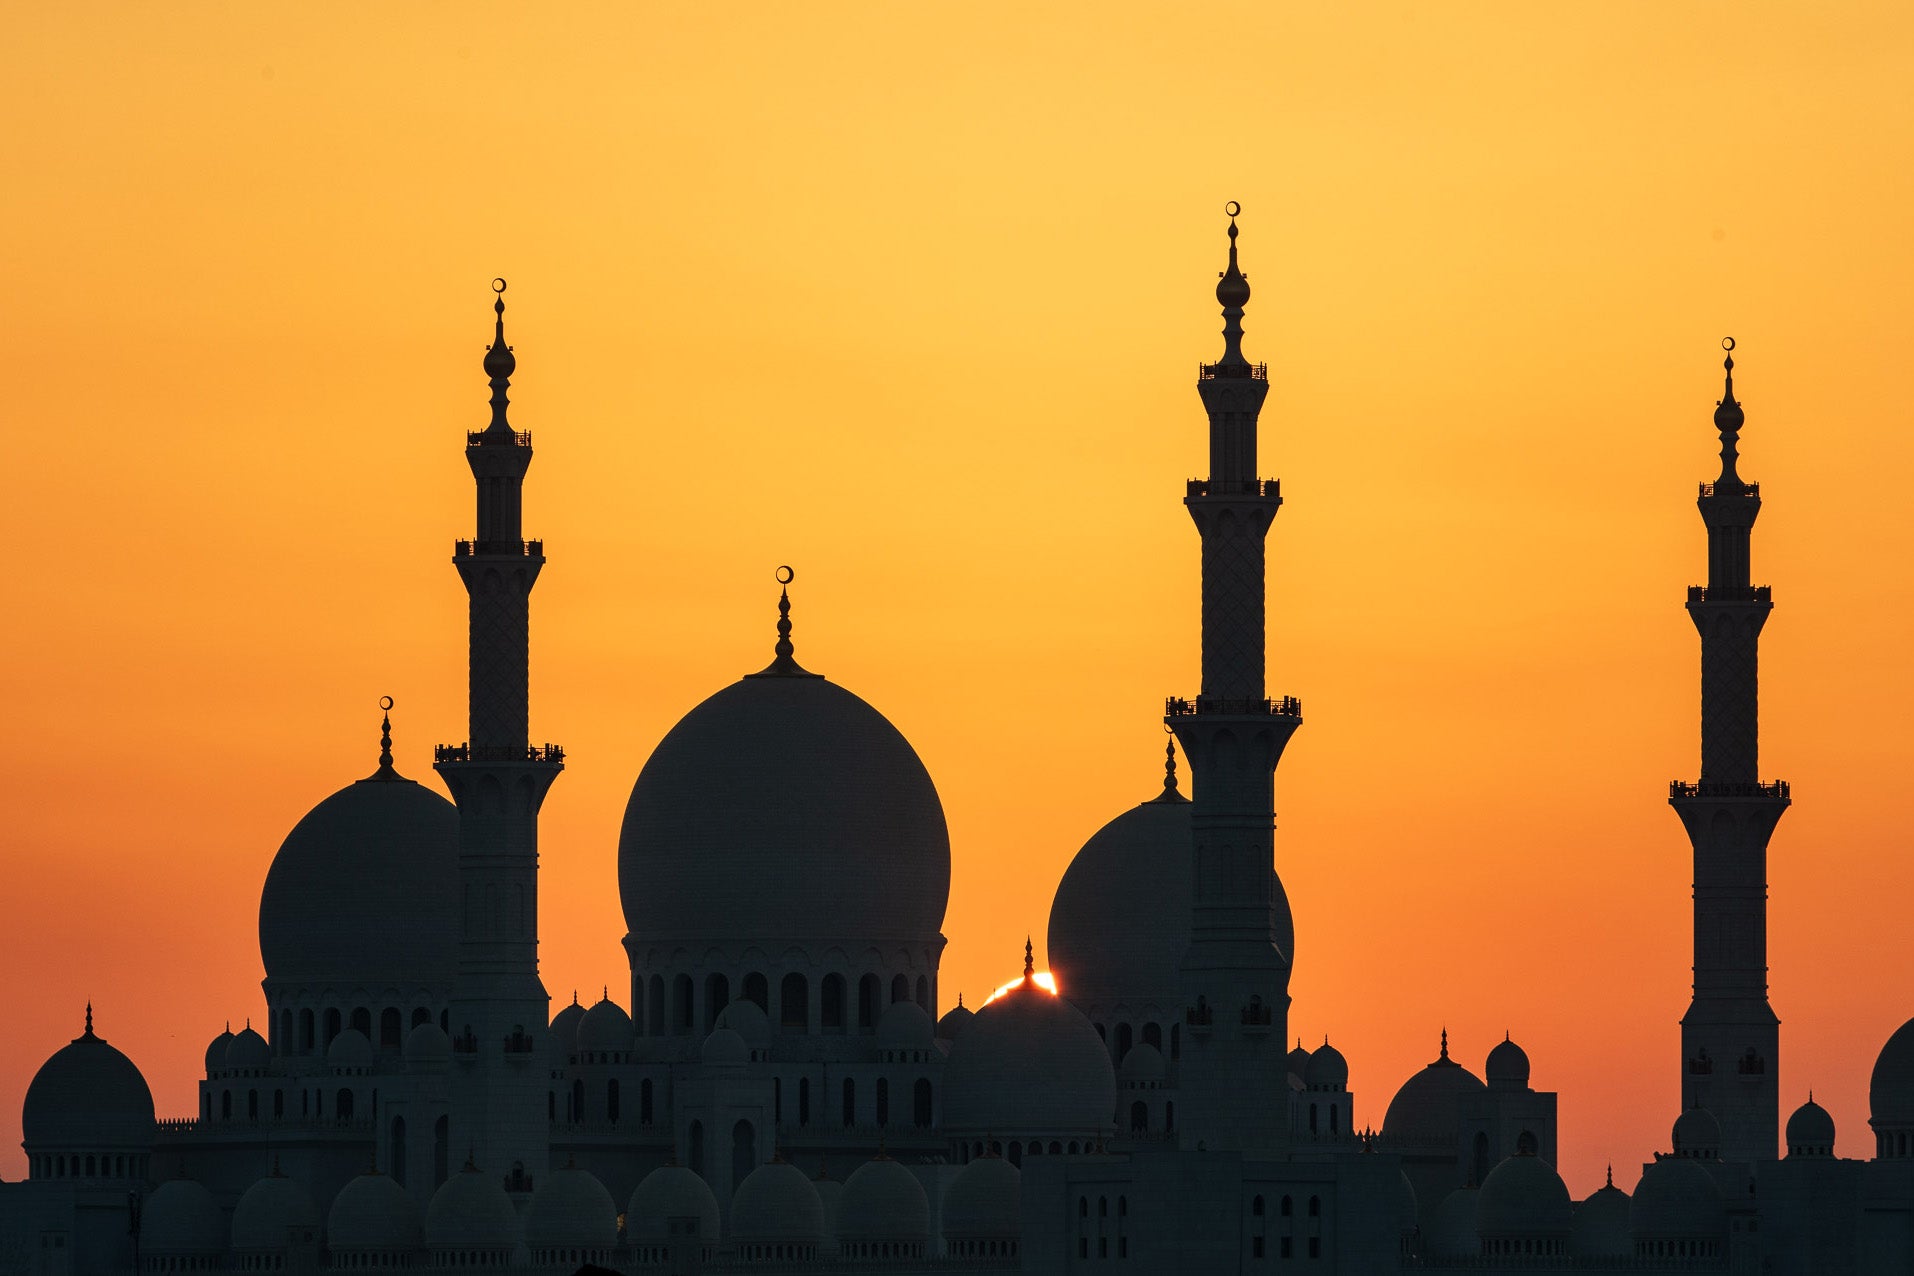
[5,4,1913,1195]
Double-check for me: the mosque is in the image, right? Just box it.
[5,214,1914,1275]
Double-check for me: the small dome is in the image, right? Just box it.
[936,1001,974,1042]
[576,995,634,1055]
[1286,1040,1312,1080]
[1870,1016,1914,1129]
[226,1025,271,1072]
[730,1160,825,1245]
[142,1179,225,1254]
[716,998,773,1047]
[259,770,458,989]
[1672,1107,1721,1159]
[619,675,952,946]
[627,1164,721,1243]
[326,1028,373,1070]
[1382,1038,1485,1148]
[1570,1175,1632,1259]
[1395,1172,1419,1232]
[1047,791,1293,1013]
[701,1027,750,1066]
[1118,1042,1167,1087]
[403,1022,449,1070]
[1786,1097,1836,1156]
[550,996,586,1060]
[1485,1035,1530,1089]
[204,1027,235,1076]
[877,1000,935,1053]
[1630,1156,1725,1242]
[327,1171,422,1253]
[1477,1152,1572,1241]
[837,1157,930,1244]
[21,1012,156,1150]
[1304,1040,1348,1090]
[231,1170,320,1253]
[525,1163,618,1252]
[943,1154,1020,1241]
[425,1160,521,1251]
[943,975,1116,1137]
[1425,1187,1479,1260]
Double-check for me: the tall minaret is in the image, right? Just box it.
[1165,206,1302,1152]
[433,280,564,1191]
[1669,338,1788,1163]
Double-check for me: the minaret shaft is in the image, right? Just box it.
[433,285,562,1190]
[1670,345,1786,1164]
[1166,215,1300,1154]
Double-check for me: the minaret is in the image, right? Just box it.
[1165,205,1302,1152]
[433,280,564,1192]
[1669,338,1788,1163]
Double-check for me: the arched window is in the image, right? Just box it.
[842,1078,857,1127]
[1280,1196,1293,1218]
[85,1156,95,1177]
[673,974,694,1033]
[915,975,930,1011]
[1309,1103,1318,1134]
[1130,1100,1147,1132]
[390,1117,407,1186]
[298,1009,314,1053]
[799,1077,812,1126]
[277,1009,291,1052]
[323,1008,341,1048]
[1252,1195,1265,1216]
[1330,1102,1339,1134]
[1142,1022,1162,1050]
[412,1006,430,1027]
[1008,1141,1022,1168]
[858,974,881,1029]
[607,1079,621,1123]
[774,1077,783,1123]
[891,974,910,1004]
[571,1079,585,1122]
[821,974,846,1029]
[221,1091,232,1120]
[1170,1022,1180,1059]
[433,1115,449,1187]
[641,1078,655,1124]
[875,1078,889,1126]
[273,1090,284,1118]
[248,1089,259,1121]
[380,1008,402,1049]
[732,1120,755,1192]
[704,973,729,1031]
[1472,1130,1490,1184]
[1116,1022,1133,1063]
[350,1007,371,1037]
[780,973,808,1030]
[1308,1196,1320,1218]
[687,1120,704,1177]
[336,1088,354,1119]
[743,971,769,1011]
[913,1078,933,1127]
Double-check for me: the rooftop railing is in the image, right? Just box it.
[1198,362,1268,381]
[467,429,533,447]
[1669,780,1791,800]
[1187,478,1281,499]
[454,539,543,558]
[1687,585,1771,603]
[1166,695,1303,719]
[1699,480,1760,498]
[435,743,566,765]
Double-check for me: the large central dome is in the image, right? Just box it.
[619,665,950,945]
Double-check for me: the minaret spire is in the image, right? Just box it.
[434,279,563,1191]
[1166,205,1300,1153]
[1670,337,1788,1163]
[370,695,397,780]
[749,565,821,679]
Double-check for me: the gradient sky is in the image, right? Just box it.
[5,4,1913,1195]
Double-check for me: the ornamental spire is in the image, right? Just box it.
[372,696,397,780]
[1213,201,1253,376]
[481,278,516,439]
[749,565,820,678]
[84,1002,93,1037]
[1713,337,1745,488]
[1024,936,1035,980]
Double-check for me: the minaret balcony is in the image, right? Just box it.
[1198,361,1268,381]
[1669,780,1790,800]
[1186,478,1280,499]
[1698,480,1759,498]
[466,428,533,447]
[434,743,566,766]
[1166,695,1302,719]
[1686,585,1770,603]
[455,538,544,558]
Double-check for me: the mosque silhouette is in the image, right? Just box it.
[6,214,1914,1275]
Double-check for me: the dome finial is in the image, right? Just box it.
[748,565,821,678]
[957,992,964,1008]
[1605,1163,1613,1188]
[1024,935,1035,980]
[1439,1027,1449,1060]
[481,278,517,439]
[1712,337,1746,486]
[373,696,397,779]
[84,1002,93,1036]
[1212,201,1253,374]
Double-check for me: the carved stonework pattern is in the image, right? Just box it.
[1201,512,1266,701]
[1700,618,1759,782]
